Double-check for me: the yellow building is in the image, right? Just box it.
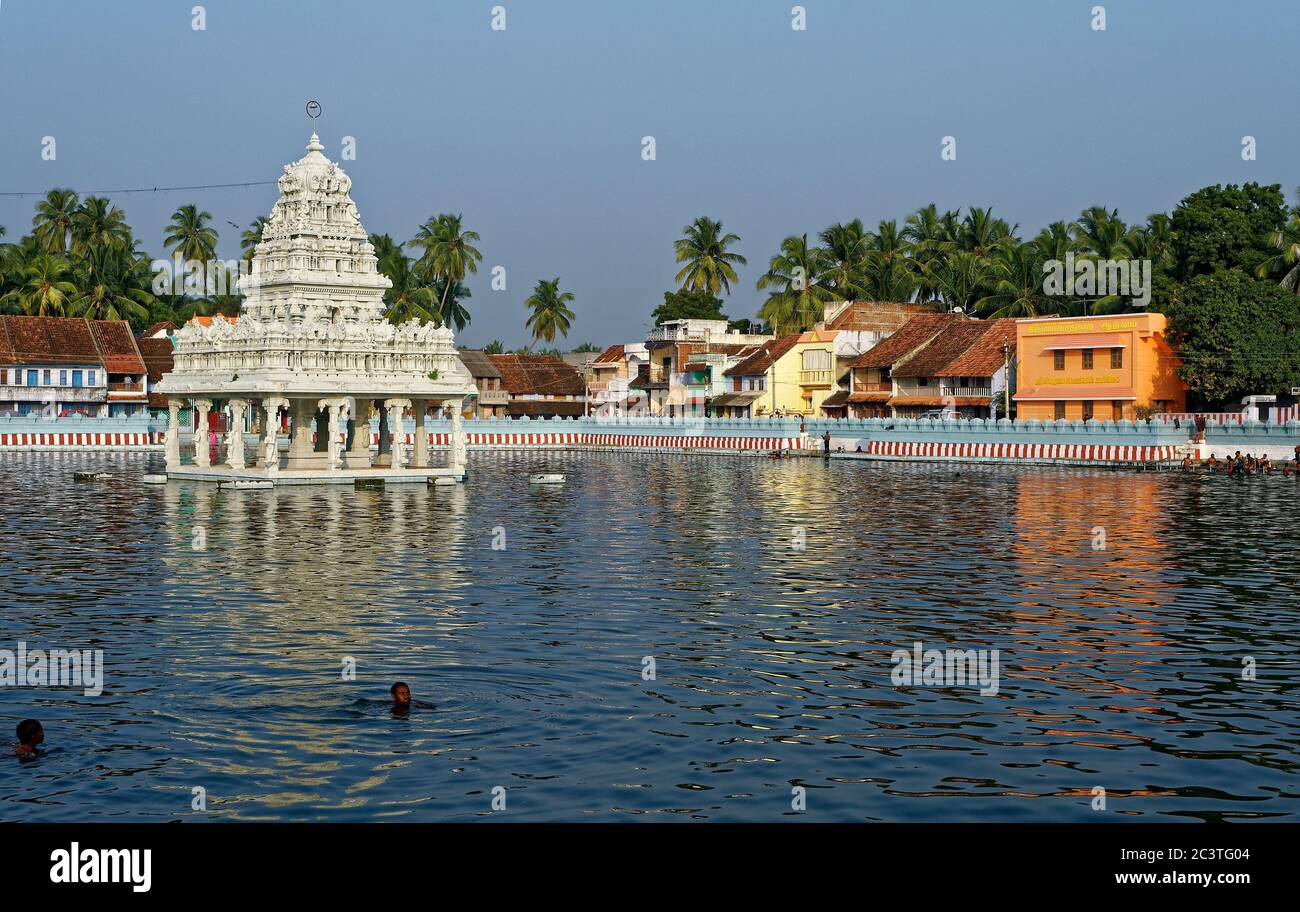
[1012,313,1185,421]
[720,329,837,416]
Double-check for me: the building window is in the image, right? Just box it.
[1111,348,1123,369]
[1081,349,1093,369]
[1112,401,1124,421]
[802,349,831,371]
[59,370,67,386]
[1053,350,1065,370]
[43,369,52,385]
[1054,401,1065,420]
[88,371,97,386]
[27,370,38,387]
[918,377,929,386]
[1082,400,1093,421]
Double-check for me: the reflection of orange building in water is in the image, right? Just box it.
[1012,313,1185,421]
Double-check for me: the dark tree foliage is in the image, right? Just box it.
[651,289,728,325]
[1170,183,1287,280]
[1163,270,1300,405]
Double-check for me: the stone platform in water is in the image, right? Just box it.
[166,465,463,486]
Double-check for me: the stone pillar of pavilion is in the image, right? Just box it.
[449,399,467,479]
[318,397,348,471]
[192,399,213,468]
[344,397,373,469]
[383,398,411,469]
[164,399,183,471]
[412,399,429,468]
[225,399,249,469]
[261,397,288,475]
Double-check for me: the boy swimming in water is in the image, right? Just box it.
[391,682,411,708]
[14,719,43,757]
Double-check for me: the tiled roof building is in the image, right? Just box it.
[488,353,586,417]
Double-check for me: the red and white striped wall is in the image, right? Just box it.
[861,439,1178,462]
[0,431,163,449]
[579,433,797,450]
[1269,405,1300,424]
[413,432,799,450]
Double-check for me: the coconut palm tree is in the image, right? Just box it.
[524,278,575,344]
[69,244,154,324]
[929,250,994,314]
[1071,206,1130,260]
[977,242,1055,318]
[409,213,482,316]
[377,247,438,325]
[953,206,1017,258]
[673,216,747,296]
[33,188,79,254]
[240,216,269,266]
[862,220,918,301]
[755,234,833,334]
[1256,212,1300,293]
[818,220,870,301]
[164,204,219,264]
[1132,213,1174,272]
[431,278,472,331]
[70,197,131,258]
[0,254,79,316]
[903,204,957,304]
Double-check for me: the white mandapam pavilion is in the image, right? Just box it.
[155,132,476,484]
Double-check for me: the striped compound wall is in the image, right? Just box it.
[387,431,800,451]
[859,439,1179,463]
[0,430,163,450]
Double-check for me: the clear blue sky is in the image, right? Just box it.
[1,0,1296,347]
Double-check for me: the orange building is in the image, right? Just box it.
[1012,313,1185,421]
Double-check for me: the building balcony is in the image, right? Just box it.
[0,385,108,403]
[941,386,992,398]
[799,369,833,387]
[855,380,893,393]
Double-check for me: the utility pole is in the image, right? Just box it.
[1002,341,1012,420]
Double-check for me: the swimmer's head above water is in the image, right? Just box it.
[15,719,43,756]
[390,682,411,707]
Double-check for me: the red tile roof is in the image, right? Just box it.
[724,333,802,377]
[825,300,930,331]
[890,320,992,379]
[593,343,625,364]
[488,353,585,396]
[89,320,146,375]
[850,314,957,370]
[136,336,175,385]
[937,319,1017,378]
[0,316,101,366]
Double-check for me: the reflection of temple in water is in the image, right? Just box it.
[156,483,471,654]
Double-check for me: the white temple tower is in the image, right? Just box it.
[155,133,477,483]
